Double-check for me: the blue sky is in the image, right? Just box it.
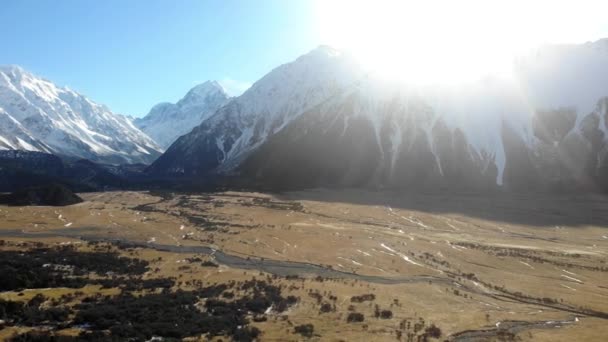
[1,0,320,116]
[4,1,608,117]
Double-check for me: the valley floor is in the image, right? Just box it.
[0,190,607,341]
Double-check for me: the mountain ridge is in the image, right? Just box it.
[0,65,161,164]
[147,45,365,175]
[150,42,608,192]
[134,80,230,149]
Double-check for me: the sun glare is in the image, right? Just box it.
[315,0,608,85]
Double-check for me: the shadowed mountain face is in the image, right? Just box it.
[240,92,497,191]
[0,183,82,206]
[150,42,608,192]
[146,46,364,176]
[241,93,608,192]
[522,99,608,191]
[0,150,146,192]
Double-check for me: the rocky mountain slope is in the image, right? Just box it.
[134,81,230,149]
[147,46,364,175]
[241,77,608,191]
[0,150,147,192]
[0,66,161,164]
[148,41,608,191]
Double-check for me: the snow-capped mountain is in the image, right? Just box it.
[134,81,230,149]
[148,45,364,175]
[0,107,51,152]
[0,65,162,164]
[240,77,512,190]
[151,41,608,191]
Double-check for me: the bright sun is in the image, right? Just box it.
[314,0,608,85]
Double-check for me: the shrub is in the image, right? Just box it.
[380,310,393,319]
[350,294,375,303]
[425,324,442,338]
[319,303,332,313]
[294,323,315,338]
[347,312,365,323]
[232,327,261,342]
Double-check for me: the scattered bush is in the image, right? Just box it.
[425,324,442,338]
[8,330,110,341]
[347,312,365,323]
[0,297,71,326]
[201,261,219,267]
[0,246,149,291]
[380,310,393,319]
[232,326,261,342]
[319,303,332,313]
[74,280,296,340]
[294,323,315,338]
[350,294,375,303]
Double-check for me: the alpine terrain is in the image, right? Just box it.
[151,41,608,192]
[134,80,230,149]
[3,3,608,341]
[147,46,365,176]
[0,65,162,164]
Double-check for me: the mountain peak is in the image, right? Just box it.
[180,80,228,105]
[0,64,26,74]
[311,45,341,56]
[191,80,226,94]
[294,45,343,64]
[148,44,366,176]
[135,80,230,149]
[0,65,32,84]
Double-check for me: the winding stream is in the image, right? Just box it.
[450,316,579,341]
[0,228,452,285]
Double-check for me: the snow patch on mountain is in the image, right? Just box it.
[151,41,608,190]
[215,46,365,170]
[148,45,366,175]
[0,108,50,152]
[0,65,161,164]
[135,81,230,149]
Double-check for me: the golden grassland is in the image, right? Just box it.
[0,189,607,341]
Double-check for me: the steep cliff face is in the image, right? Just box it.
[240,79,503,191]
[147,46,364,176]
[242,87,608,192]
[524,98,608,191]
[150,41,608,192]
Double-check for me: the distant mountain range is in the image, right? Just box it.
[150,41,608,192]
[147,46,364,175]
[0,65,161,164]
[134,81,230,149]
[3,40,608,192]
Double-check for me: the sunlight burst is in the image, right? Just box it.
[315,0,608,84]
